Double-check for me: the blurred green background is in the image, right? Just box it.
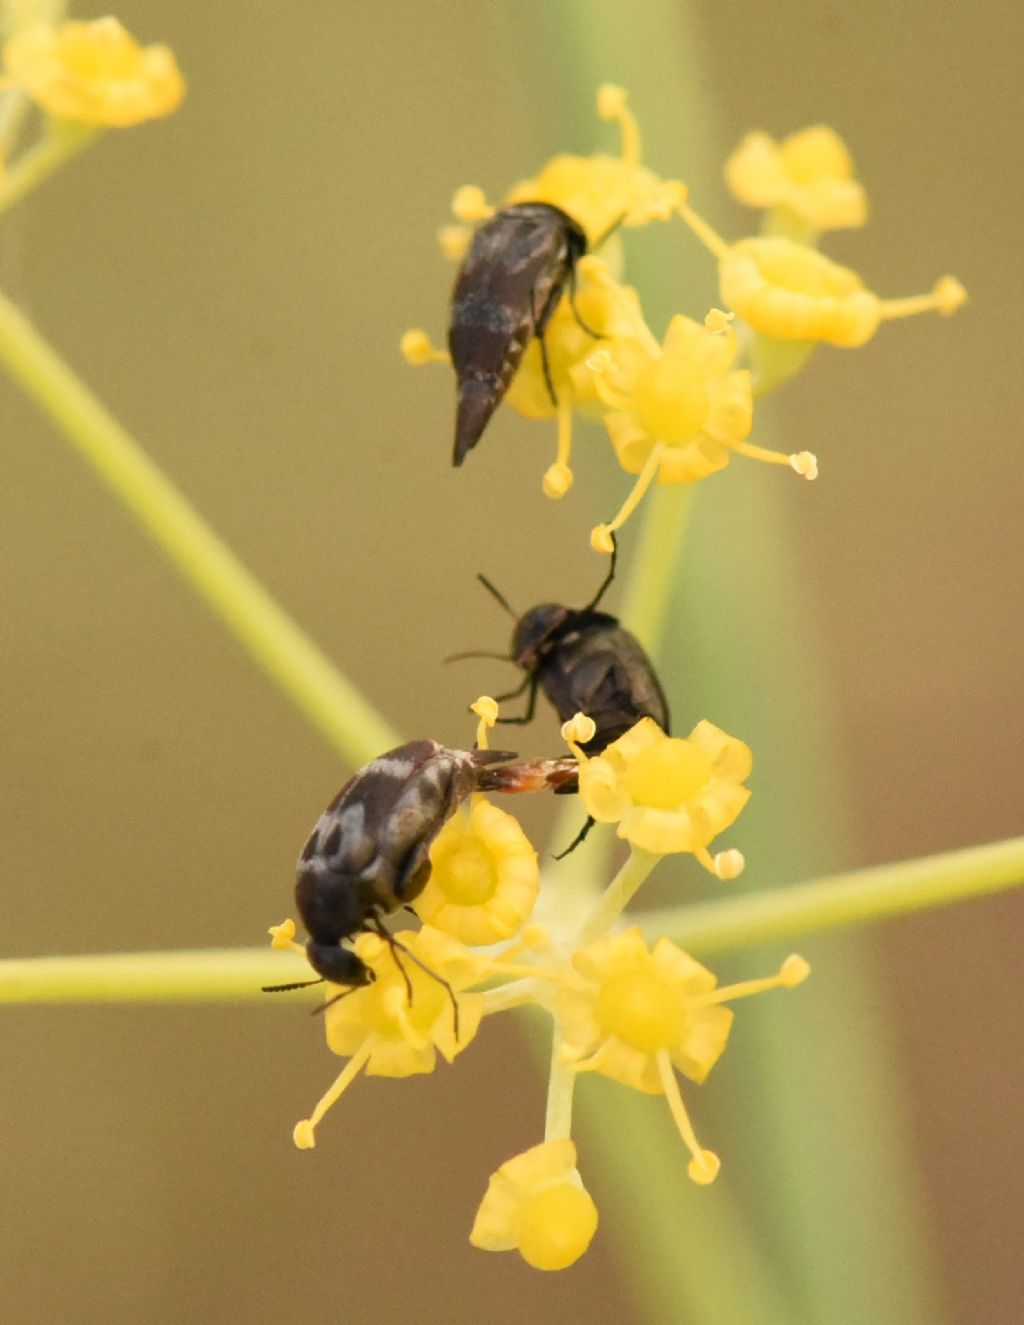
[1,2,1020,1322]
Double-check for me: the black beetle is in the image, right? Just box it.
[465,541,670,855]
[448,201,589,466]
[476,540,670,754]
[263,740,516,1018]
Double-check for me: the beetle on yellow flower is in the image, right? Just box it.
[564,713,751,878]
[272,922,487,1151]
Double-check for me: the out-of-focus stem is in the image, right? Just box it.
[0,284,399,765]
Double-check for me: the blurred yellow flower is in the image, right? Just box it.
[679,202,967,348]
[4,17,185,127]
[567,716,751,876]
[469,1138,598,1270]
[725,126,867,231]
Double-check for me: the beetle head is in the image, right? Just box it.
[305,941,374,988]
[512,604,571,670]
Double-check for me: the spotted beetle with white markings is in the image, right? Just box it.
[263,740,517,1016]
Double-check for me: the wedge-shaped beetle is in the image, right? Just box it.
[263,740,515,1015]
[449,201,588,466]
[478,540,670,756]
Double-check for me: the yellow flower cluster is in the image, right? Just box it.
[404,85,965,550]
[4,17,185,127]
[270,699,810,1271]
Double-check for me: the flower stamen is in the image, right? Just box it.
[596,83,641,168]
[293,1038,373,1150]
[677,200,731,259]
[471,694,499,751]
[591,442,665,552]
[730,438,819,480]
[268,918,305,956]
[687,954,811,1009]
[400,329,450,366]
[879,275,967,323]
[542,400,575,499]
[655,1049,721,1184]
[693,845,746,880]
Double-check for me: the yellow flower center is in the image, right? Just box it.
[596,970,687,1051]
[434,837,498,906]
[363,966,446,1037]
[623,738,712,808]
[515,1184,599,1271]
[632,357,710,443]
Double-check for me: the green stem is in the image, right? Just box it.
[0,284,399,765]
[0,948,310,1004]
[619,482,693,652]
[640,834,1024,954]
[543,1027,576,1141]
[0,120,100,213]
[5,834,1019,1005]
[577,847,660,945]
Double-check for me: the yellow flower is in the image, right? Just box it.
[504,84,685,245]
[4,18,185,127]
[291,926,485,1150]
[587,309,818,549]
[501,256,658,498]
[678,202,967,348]
[414,796,540,945]
[567,716,751,877]
[558,927,810,1183]
[725,126,867,231]
[469,1138,598,1270]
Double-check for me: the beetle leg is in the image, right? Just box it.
[567,265,601,338]
[372,921,461,1042]
[493,676,539,726]
[553,815,597,859]
[530,283,560,408]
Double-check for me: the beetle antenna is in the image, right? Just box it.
[477,573,517,618]
[261,977,324,993]
[584,532,618,611]
[372,922,461,1042]
[312,985,360,1017]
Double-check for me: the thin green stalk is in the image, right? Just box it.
[5,834,1020,1005]
[619,483,693,651]
[0,121,99,212]
[0,284,398,765]
[0,948,310,1004]
[577,847,660,945]
[640,834,1024,954]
